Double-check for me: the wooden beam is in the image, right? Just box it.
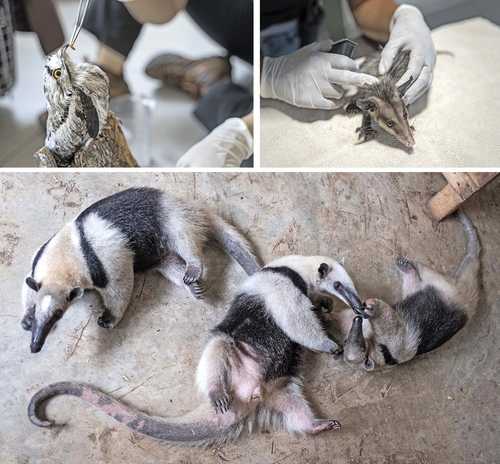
[428,172,498,221]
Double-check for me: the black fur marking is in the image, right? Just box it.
[215,294,301,381]
[77,188,168,272]
[31,238,52,277]
[261,266,308,297]
[77,88,99,138]
[396,286,468,355]
[318,263,329,278]
[378,344,398,365]
[26,277,41,292]
[75,220,108,288]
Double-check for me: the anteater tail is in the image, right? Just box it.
[454,210,481,317]
[28,382,242,447]
[209,214,261,275]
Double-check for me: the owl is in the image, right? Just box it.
[43,46,110,161]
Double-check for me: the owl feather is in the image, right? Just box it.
[43,47,109,161]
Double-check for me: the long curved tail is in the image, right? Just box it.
[209,214,261,275]
[28,382,242,447]
[454,210,481,317]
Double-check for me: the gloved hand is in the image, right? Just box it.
[380,5,436,105]
[176,118,253,168]
[261,40,378,110]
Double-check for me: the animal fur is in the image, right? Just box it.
[330,211,480,370]
[21,187,260,353]
[345,49,416,148]
[28,255,360,446]
[43,46,109,162]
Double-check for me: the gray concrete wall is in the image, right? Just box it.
[0,173,499,463]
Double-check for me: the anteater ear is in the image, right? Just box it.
[356,97,377,112]
[318,263,330,279]
[26,277,41,292]
[68,287,84,302]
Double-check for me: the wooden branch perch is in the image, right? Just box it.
[35,112,139,168]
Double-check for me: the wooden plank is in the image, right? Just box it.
[443,172,498,198]
[428,184,462,221]
[429,173,498,220]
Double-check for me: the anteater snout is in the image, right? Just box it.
[30,342,42,353]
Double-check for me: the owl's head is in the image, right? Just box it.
[43,47,75,104]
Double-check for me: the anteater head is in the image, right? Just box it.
[25,277,84,353]
[356,77,415,149]
[315,258,360,306]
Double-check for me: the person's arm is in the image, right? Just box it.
[350,0,397,43]
[120,0,187,25]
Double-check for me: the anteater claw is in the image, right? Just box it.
[97,311,115,329]
[210,391,232,414]
[183,264,202,285]
[356,126,378,142]
[21,307,35,331]
[396,256,416,273]
[188,281,206,300]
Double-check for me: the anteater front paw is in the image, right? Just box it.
[209,391,232,414]
[183,264,202,285]
[21,310,35,331]
[396,256,417,273]
[356,125,378,143]
[345,103,362,115]
[188,281,206,300]
[97,310,115,329]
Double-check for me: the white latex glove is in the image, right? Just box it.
[380,4,436,105]
[261,39,378,110]
[176,118,253,168]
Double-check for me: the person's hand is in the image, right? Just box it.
[261,40,378,110]
[176,118,253,168]
[380,5,436,105]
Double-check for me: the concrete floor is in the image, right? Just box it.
[0,0,250,167]
[0,172,499,463]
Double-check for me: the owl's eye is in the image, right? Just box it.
[52,68,62,79]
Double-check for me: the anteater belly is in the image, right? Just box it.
[215,293,301,382]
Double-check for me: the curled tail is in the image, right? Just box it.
[209,214,261,275]
[454,210,481,317]
[28,382,241,447]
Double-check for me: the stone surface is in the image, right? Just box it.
[0,172,499,463]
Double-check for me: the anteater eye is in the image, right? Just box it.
[52,68,62,79]
[386,120,395,128]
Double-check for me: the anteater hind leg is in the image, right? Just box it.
[396,256,422,299]
[396,256,457,302]
[196,335,233,414]
[168,229,205,287]
[265,381,341,435]
[157,253,205,299]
